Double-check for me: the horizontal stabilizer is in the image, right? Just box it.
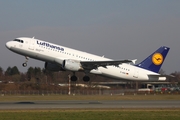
[148,74,175,78]
[148,74,174,81]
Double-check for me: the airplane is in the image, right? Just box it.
[6,37,170,82]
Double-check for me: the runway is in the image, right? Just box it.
[0,100,180,109]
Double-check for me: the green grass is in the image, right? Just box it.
[0,109,180,120]
[0,94,180,101]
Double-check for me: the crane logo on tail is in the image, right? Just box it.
[152,53,163,65]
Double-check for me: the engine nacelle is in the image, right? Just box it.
[62,59,83,71]
[45,62,64,71]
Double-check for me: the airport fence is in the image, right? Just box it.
[0,89,180,96]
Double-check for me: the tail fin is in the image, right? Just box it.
[135,46,170,73]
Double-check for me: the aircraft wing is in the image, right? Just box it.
[80,60,132,70]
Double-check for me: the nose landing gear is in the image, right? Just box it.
[22,63,27,67]
[22,56,29,67]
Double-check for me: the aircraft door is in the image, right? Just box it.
[133,69,139,78]
[29,39,35,50]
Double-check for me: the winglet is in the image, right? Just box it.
[131,59,137,64]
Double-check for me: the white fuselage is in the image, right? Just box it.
[6,37,160,81]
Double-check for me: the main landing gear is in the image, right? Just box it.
[70,72,90,82]
[22,56,29,67]
[83,75,90,82]
[70,75,78,81]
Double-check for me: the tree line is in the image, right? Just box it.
[0,66,70,84]
[0,66,179,85]
[0,66,114,91]
[0,66,110,85]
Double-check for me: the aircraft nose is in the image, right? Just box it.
[5,42,11,49]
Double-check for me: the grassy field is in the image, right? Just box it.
[0,109,180,120]
[0,94,180,101]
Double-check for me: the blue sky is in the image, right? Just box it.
[0,0,180,74]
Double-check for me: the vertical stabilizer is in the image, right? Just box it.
[136,46,170,73]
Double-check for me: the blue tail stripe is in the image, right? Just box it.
[135,46,170,73]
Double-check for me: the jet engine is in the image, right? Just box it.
[62,59,83,71]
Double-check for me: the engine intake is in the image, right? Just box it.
[45,62,64,71]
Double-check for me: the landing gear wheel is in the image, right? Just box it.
[83,76,90,82]
[22,63,27,67]
[71,75,77,81]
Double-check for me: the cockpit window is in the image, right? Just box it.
[13,39,24,43]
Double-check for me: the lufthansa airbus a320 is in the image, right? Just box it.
[6,37,171,82]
